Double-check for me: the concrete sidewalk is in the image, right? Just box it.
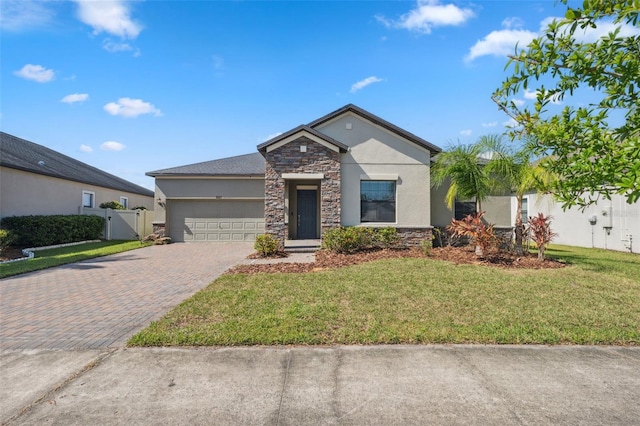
[2,345,639,425]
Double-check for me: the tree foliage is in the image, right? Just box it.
[480,135,556,255]
[431,142,492,212]
[493,0,640,208]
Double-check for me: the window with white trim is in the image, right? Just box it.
[360,180,396,223]
[119,196,129,209]
[82,191,95,208]
[521,197,529,224]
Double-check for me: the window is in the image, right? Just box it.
[82,191,95,208]
[521,197,529,224]
[360,180,396,223]
[454,200,476,220]
[119,196,129,209]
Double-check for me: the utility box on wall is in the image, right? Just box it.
[601,206,613,228]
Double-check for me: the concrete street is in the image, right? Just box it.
[2,345,639,425]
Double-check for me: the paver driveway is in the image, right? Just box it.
[0,243,254,351]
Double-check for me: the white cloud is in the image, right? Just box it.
[501,17,524,29]
[482,122,498,128]
[61,93,89,104]
[350,76,384,93]
[100,141,126,151]
[73,0,141,39]
[460,129,472,136]
[14,64,55,82]
[102,39,140,56]
[378,0,474,34]
[0,0,55,32]
[468,14,640,63]
[511,98,525,107]
[103,98,162,118]
[466,28,537,62]
[79,144,93,153]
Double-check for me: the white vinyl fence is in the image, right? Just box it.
[80,208,154,241]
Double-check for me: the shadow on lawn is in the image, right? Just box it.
[546,248,640,274]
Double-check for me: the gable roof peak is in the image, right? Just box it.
[308,104,442,154]
[256,124,348,153]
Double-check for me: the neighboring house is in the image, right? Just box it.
[514,193,639,254]
[0,132,154,221]
[147,104,442,246]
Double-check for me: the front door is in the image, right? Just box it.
[297,189,318,239]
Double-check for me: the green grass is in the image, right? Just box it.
[129,245,640,346]
[0,240,152,279]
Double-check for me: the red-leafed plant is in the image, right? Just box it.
[446,212,497,257]
[527,213,557,261]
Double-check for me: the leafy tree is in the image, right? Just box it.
[493,0,640,208]
[431,142,492,212]
[480,135,556,255]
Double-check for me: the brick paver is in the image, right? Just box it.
[0,243,253,351]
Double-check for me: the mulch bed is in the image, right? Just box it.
[0,247,27,262]
[228,246,566,274]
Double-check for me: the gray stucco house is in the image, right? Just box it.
[0,132,155,220]
[147,104,443,246]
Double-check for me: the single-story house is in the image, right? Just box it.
[147,104,446,246]
[0,132,155,221]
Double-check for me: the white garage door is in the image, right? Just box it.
[168,200,264,242]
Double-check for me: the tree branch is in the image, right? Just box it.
[507,55,623,79]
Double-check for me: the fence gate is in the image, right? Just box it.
[80,208,153,241]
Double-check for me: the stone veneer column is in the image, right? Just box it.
[262,136,341,249]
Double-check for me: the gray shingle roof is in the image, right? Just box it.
[0,132,154,197]
[257,125,349,153]
[146,152,265,177]
[308,104,442,154]
[146,104,439,178]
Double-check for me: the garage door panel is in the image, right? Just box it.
[168,200,264,242]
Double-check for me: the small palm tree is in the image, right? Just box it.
[431,141,493,212]
[479,135,555,255]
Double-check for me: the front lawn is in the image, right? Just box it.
[0,240,152,279]
[129,245,640,346]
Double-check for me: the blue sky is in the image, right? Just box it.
[0,0,609,190]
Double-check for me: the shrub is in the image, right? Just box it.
[254,234,279,257]
[322,226,373,254]
[0,229,15,255]
[527,213,557,261]
[373,227,400,249]
[99,201,126,210]
[132,206,147,210]
[446,212,497,257]
[0,215,105,247]
[420,239,432,255]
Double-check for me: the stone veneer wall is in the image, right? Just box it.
[263,136,341,248]
[395,227,433,247]
[152,222,166,237]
